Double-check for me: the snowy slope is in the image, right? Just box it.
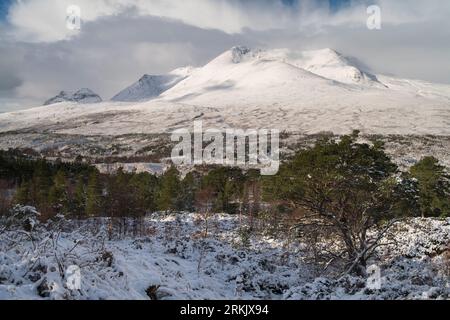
[0,210,449,300]
[159,46,354,106]
[159,46,450,107]
[111,67,196,102]
[44,88,102,105]
[263,48,385,87]
[378,75,450,102]
[0,47,449,136]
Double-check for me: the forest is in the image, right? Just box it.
[1,132,449,275]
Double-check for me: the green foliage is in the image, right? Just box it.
[32,160,52,209]
[176,172,199,212]
[263,133,403,274]
[0,149,36,183]
[265,133,401,220]
[410,157,450,217]
[14,180,32,205]
[202,167,246,213]
[1,143,449,228]
[238,226,252,249]
[86,171,103,217]
[48,170,69,215]
[157,167,181,212]
[107,168,132,217]
[73,175,87,217]
[106,168,158,218]
[129,172,160,215]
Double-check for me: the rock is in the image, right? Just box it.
[44,88,102,105]
[145,285,160,300]
[99,251,114,267]
[37,278,53,298]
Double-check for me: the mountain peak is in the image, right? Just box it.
[278,48,383,87]
[44,88,102,106]
[206,46,383,87]
[114,46,385,105]
[230,46,253,63]
[140,74,152,81]
[111,67,196,102]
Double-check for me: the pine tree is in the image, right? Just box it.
[410,157,450,217]
[129,172,159,215]
[176,172,198,212]
[202,167,245,213]
[73,175,87,217]
[157,167,180,212]
[48,170,69,215]
[31,160,52,212]
[14,180,32,205]
[108,168,134,218]
[86,171,103,217]
[264,132,401,275]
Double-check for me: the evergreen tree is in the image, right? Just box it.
[86,170,103,217]
[31,160,52,212]
[176,172,198,212]
[129,172,159,215]
[264,132,403,275]
[14,180,32,205]
[48,170,69,215]
[410,157,450,217]
[157,167,180,212]
[202,167,245,213]
[107,168,134,218]
[73,175,87,217]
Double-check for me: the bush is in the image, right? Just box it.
[1,205,41,232]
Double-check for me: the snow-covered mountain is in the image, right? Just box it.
[1,47,450,137]
[158,46,449,108]
[159,46,355,105]
[262,48,385,87]
[112,67,196,102]
[44,88,102,105]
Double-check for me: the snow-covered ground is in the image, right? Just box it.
[1,208,449,300]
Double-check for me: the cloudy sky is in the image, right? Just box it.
[0,0,449,112]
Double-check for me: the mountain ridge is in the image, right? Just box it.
[2,47,450,137]
[111,67,196,102]
[44,88,102,106]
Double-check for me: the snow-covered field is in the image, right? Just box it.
[1,208,449,300]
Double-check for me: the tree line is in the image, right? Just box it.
[0,133,449,222]
[0,150,263,220]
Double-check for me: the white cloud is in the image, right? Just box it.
[0,0,449,110]
[7,0,296,42]
[6,0,450,43]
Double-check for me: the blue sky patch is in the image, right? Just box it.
[0,0,14,20]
